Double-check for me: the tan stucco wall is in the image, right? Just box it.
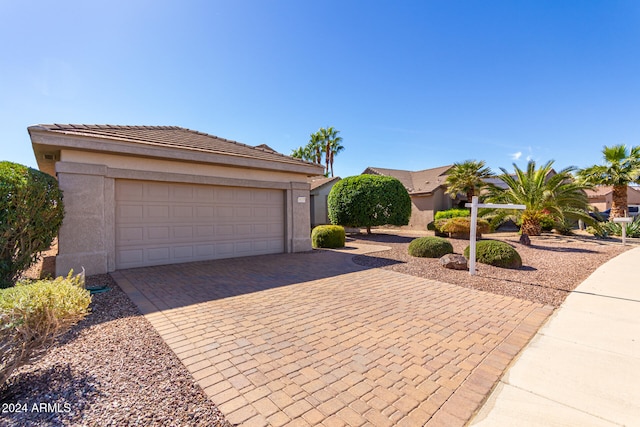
[310,185,333,227]
[408,188,454,229]
[61,150,304,183]
[53,156,313,277]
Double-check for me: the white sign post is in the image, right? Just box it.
[613,217,632,246]
[465,196,526,275]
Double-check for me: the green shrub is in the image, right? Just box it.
[311,225,346,248]
[540,215,555,232]
[0,161,64,288]
[408,236,454,258]
[436,217,491,239]
[464,240,522,269]
[1,271,91,386]
[600,217,640,238]
[586,225,609,238]
[434,209,470,221]
[328,175,411,234]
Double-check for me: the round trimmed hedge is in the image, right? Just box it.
[408,236,453,258]
[464,240,522,269]
[311,225,346,249]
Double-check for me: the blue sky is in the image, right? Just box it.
[2,0,639,178]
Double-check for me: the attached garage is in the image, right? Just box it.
[114,180,285,269]
[29,124,323,276]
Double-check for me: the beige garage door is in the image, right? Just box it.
[115,180,285,269]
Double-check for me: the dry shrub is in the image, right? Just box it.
[0,271,91,387]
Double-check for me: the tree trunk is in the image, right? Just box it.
[466,189,474,204]
[366,225,372,234]
[521,218,542,236]
[610,185,628,220]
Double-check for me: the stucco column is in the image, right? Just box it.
[55,162,109,276]
[289,182,312,252]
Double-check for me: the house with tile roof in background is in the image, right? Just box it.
[585,185,640,214]
[308,176,341,227]
[362,165,463,229]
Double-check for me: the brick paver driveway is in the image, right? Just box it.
[112,244,552,427]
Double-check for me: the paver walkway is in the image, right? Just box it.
[112,244,552,426]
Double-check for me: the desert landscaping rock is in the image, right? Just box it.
[1,274,232,427]
[352,230,632,307]
[439,253,469,270]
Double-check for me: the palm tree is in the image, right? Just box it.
[328,138,344,177]
[577,145,640,220]
[318,127,343,177]
[309,132,324,166]
[290,145,314,162]
[444,160,493,202]
[486,160,592,236]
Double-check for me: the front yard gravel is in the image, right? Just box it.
[351,231,632,307]
[0,274,232,427]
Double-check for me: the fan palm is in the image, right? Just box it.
[577,145,640,219]
[444,160,493,202]
[318,127,343,177]
[486,160,592,236]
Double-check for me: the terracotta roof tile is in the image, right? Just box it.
[33,124,316,168]
[363,165,453,194]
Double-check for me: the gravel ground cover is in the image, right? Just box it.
[351,230,634,307]
[1,272,232,427]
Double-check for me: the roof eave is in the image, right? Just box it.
[28,127,324,176]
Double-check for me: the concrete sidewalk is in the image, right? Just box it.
[471,245,640,426]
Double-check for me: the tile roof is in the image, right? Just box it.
[308,176,340,191]
[363,165,453,194]
[30,124,317,168]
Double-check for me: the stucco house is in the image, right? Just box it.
[585,185,640,213]
[29,124,324,276]
[308,176,340,227]
[362,165,460,229]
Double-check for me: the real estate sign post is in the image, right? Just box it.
[465,196,526,276]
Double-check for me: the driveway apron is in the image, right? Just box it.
[112,245,552,426]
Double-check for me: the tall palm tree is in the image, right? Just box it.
[577,144,640,220]
[290,145,314,162]
[328,138,344,177]
[444,160,493,202]
[486,160,592,236]
[308,132,324,166]
[318,127,343,177]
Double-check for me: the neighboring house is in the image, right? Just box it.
[585,185,640,213]
[308,176,341,227]
[29,124,324,276]
[363,165,459,229]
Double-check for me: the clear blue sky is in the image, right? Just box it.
[2,0,639,178]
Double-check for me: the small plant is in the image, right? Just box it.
[408,236,454,258]
[600,217,640,238]
[464,240,522,269]
[586,225,609,238]
[1,271,91,387]
[434,209,470,221]
[311,225,346,248]
[436,217,491,239]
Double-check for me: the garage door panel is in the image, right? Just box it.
[115,180,285,269]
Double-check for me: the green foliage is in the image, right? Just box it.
[311,225,346,248]
[464,240,522,269]
[586,225,609,238]
[408,236,453,258]
[328,175,411,234]
[599,217,640,238]
[444,160,493,201]
[485,160,592,236]
[291,127,344,177]
[577,145,640,219]
[434,209,470,221]
[1,271,91,386]
[0,161,64,288]
[436,217,491,239]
